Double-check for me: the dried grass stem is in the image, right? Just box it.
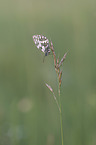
[46,40,68,145]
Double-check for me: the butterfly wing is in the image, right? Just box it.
[33,35,50,56]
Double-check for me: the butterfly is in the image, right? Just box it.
[33,35,51,56]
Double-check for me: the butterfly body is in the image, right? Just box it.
[33,35,50,56]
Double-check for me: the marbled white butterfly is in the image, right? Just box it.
[33,35,51,56]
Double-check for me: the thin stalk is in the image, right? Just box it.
[45,83,61,112]
[53,91,61,113]
[58,82,64,145]
[59,95,64,145]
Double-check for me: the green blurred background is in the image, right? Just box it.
[0,0,96,145]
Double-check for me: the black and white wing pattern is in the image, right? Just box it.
[33,35,50,56]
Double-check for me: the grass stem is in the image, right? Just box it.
[59,92,64,145]
[58,79,64,145]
